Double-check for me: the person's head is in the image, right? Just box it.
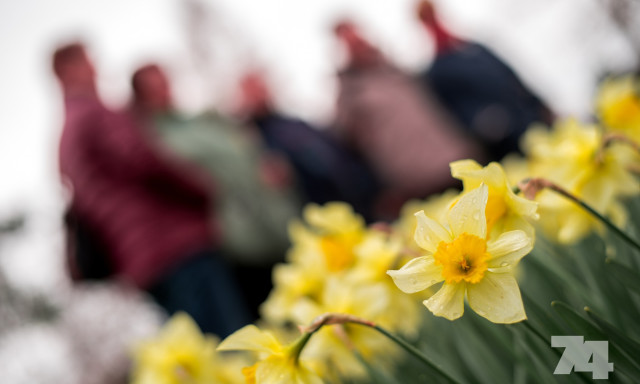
[416,0,438,30]
[333,20,381,68]
[131,64,173,113]
[238,71,272,117]
[52,42,97,98]
[415,0,459,53]
[333,20,361,47]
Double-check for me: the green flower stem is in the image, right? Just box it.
[303,313,463,384]
[368,324,463,384]
[559,191,640,254]
[290,332,313,364]
[521,320,547,347]
[601,133,640,154]
[517,178,640,254]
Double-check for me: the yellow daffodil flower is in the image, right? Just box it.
[451,159,538,239]
[395,190,459,250]
[266,222,420,380]
[303,202,365,272]
[297,276,400,380]
[522,118,639,243]
[131,312,245,384]
[261,203,367,324]
[260,259,329,325]
[596,75,640,142]
[387,184,533,324]
[348,232,424,335]
[218,325,323,384]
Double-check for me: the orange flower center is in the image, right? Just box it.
[242,364,257,384]
[433,233,489,284]
[485,192,508,235]
[319,233,358,272]
[606,94,640,129]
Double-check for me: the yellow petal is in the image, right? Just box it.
[423,283,465,320]
[161,312,203,342]
[486,230,533,270]
[557,210,593,244]
[304,202,363,234]
[448,184,488,238]
[257,356,323,384]
[294,367,325,384]
[256,357,290,383]
[450,159,483,189]
[451,160,505,190]
[467,272,526,324]
[217,325,281,355]
[508,193,539,221]
[414,210,453,253]
[387,256,443,293]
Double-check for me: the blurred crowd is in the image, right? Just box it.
[53,0,551,341]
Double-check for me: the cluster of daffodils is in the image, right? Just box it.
[513,75,640,244]
[519,118,639,243]
[260,202,422,380]
[597,74,640,143]
[131,161,539,384]
[130,74,640,384]
[130,313,246,384]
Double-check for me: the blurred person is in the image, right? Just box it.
[130,64,301,318]
[416,0,553,161]
[54,44,250,336]
[235,71,380,221]
[54,43,115,282]
[332,20,485,219]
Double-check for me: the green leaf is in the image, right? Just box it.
[553,301,639,381]
[584,307,640,374]
[605,258,640,295]
[551,301,606,339]
[521,294,567,336]
[527,241,591,302]
[451,320,511,384]
[352,349,395,384]
[512,328,559,384]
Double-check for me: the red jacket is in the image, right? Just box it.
[59,97,218,288]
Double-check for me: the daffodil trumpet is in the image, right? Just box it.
[518,177,640,254]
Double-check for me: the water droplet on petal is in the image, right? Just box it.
[500,262,509,267]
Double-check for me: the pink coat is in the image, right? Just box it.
[335,62,485,198]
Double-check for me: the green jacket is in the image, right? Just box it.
[153,111,301,263]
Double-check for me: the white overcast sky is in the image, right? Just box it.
[0,0,637,219]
